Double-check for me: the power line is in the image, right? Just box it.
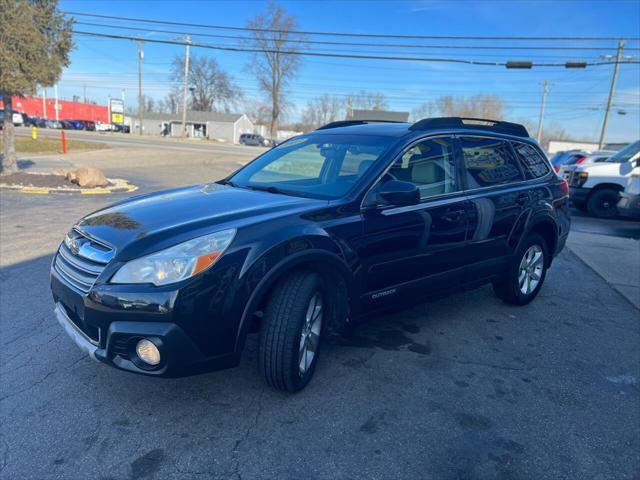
[60,72,640,100]
[65,11,640,42]
[73,21,640,52]
[56,80,640,109]
[72,30,640,67]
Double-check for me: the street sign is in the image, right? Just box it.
[110,98,124,124]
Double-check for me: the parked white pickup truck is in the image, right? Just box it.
[565,140,640,218]
[618,168,640,219]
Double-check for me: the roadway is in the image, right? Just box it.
[15,126,269,156]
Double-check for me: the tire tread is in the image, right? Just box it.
[258,270,320,391]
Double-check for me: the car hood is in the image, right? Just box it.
[575,162,627,174]
[77,183,326,259]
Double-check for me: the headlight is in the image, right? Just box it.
[575,171,589,187]
[110,229,236,286]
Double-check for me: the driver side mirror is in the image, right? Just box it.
[378,180,420,207]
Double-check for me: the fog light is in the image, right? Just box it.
[136,339,161,366]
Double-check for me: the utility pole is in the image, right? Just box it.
[137,38,144,136]
[42,88,47,120]
[536,81,550,144]
[83,84,87,104]
[181,35,191,137]
[598,40,624,149]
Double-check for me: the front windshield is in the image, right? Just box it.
[607,140,640,163]
[229,134,395,199]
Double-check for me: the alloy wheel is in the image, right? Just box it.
[298,293,322,376]
[518,244,544,295]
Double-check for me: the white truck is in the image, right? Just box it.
[618,166,640,219]
[565,140,640,218]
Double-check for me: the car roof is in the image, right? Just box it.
[311,122,412,137]
[310,118,535,143]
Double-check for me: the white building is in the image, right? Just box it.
[136,111,255,144]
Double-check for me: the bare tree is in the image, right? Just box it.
[244,99,271,124]
[345,91,388,115]
[518,118,571,151]
[245,2,305,137]
[170,54,242,112]
[145,95,155,113]
[163,88,181,115]
[412,94,508,121]
[301,94,343,129]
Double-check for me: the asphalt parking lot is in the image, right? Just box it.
[1,145,639,479]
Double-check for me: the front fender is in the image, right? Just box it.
[233,241,355,353]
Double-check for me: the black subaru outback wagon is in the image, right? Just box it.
[51,117,570,391]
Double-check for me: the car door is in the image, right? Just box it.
[358,135,471,310]
[458,135,530,282]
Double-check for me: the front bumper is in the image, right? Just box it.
[569,186,590,206]
[50,254,245,377]
[617,192,640,219]
[53,301,235,377]
[54,302,99,361]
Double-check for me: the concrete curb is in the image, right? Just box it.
[0,178,138,195]
[565,231,640,310]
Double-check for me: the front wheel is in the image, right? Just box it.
[493,234,548,306]
[587,188,620,218]
[258,271,325,392]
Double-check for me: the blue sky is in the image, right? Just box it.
[57,0,640,142]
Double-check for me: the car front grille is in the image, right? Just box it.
[54,229,114,294]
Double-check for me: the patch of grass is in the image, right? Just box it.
[0,135,107,154]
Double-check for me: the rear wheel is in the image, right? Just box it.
[587,188,620,218]
[258,271,325,392]
[493,234,548,306]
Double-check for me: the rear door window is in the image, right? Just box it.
[512,142,552,179]
[460,136,524,188]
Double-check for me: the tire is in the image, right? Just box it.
[493,234,548,306]
[259,271,325,392]
[587,188,620,218]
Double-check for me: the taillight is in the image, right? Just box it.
[554,166,560,173]
[560,179,569,196]
[575,156,587,165]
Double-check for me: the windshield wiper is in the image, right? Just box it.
[218,179,243,188]
[221,181,313,198]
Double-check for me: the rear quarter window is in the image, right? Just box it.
[512,142,551,179]
[460,137,523,188]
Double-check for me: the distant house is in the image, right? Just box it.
[135,111,254,144]
[347,109,410,122]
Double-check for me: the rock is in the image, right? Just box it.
[71,167,108,188]
[66,170,77,183]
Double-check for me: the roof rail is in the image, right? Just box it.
[409,117,529,138]
[316,119,405,130]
